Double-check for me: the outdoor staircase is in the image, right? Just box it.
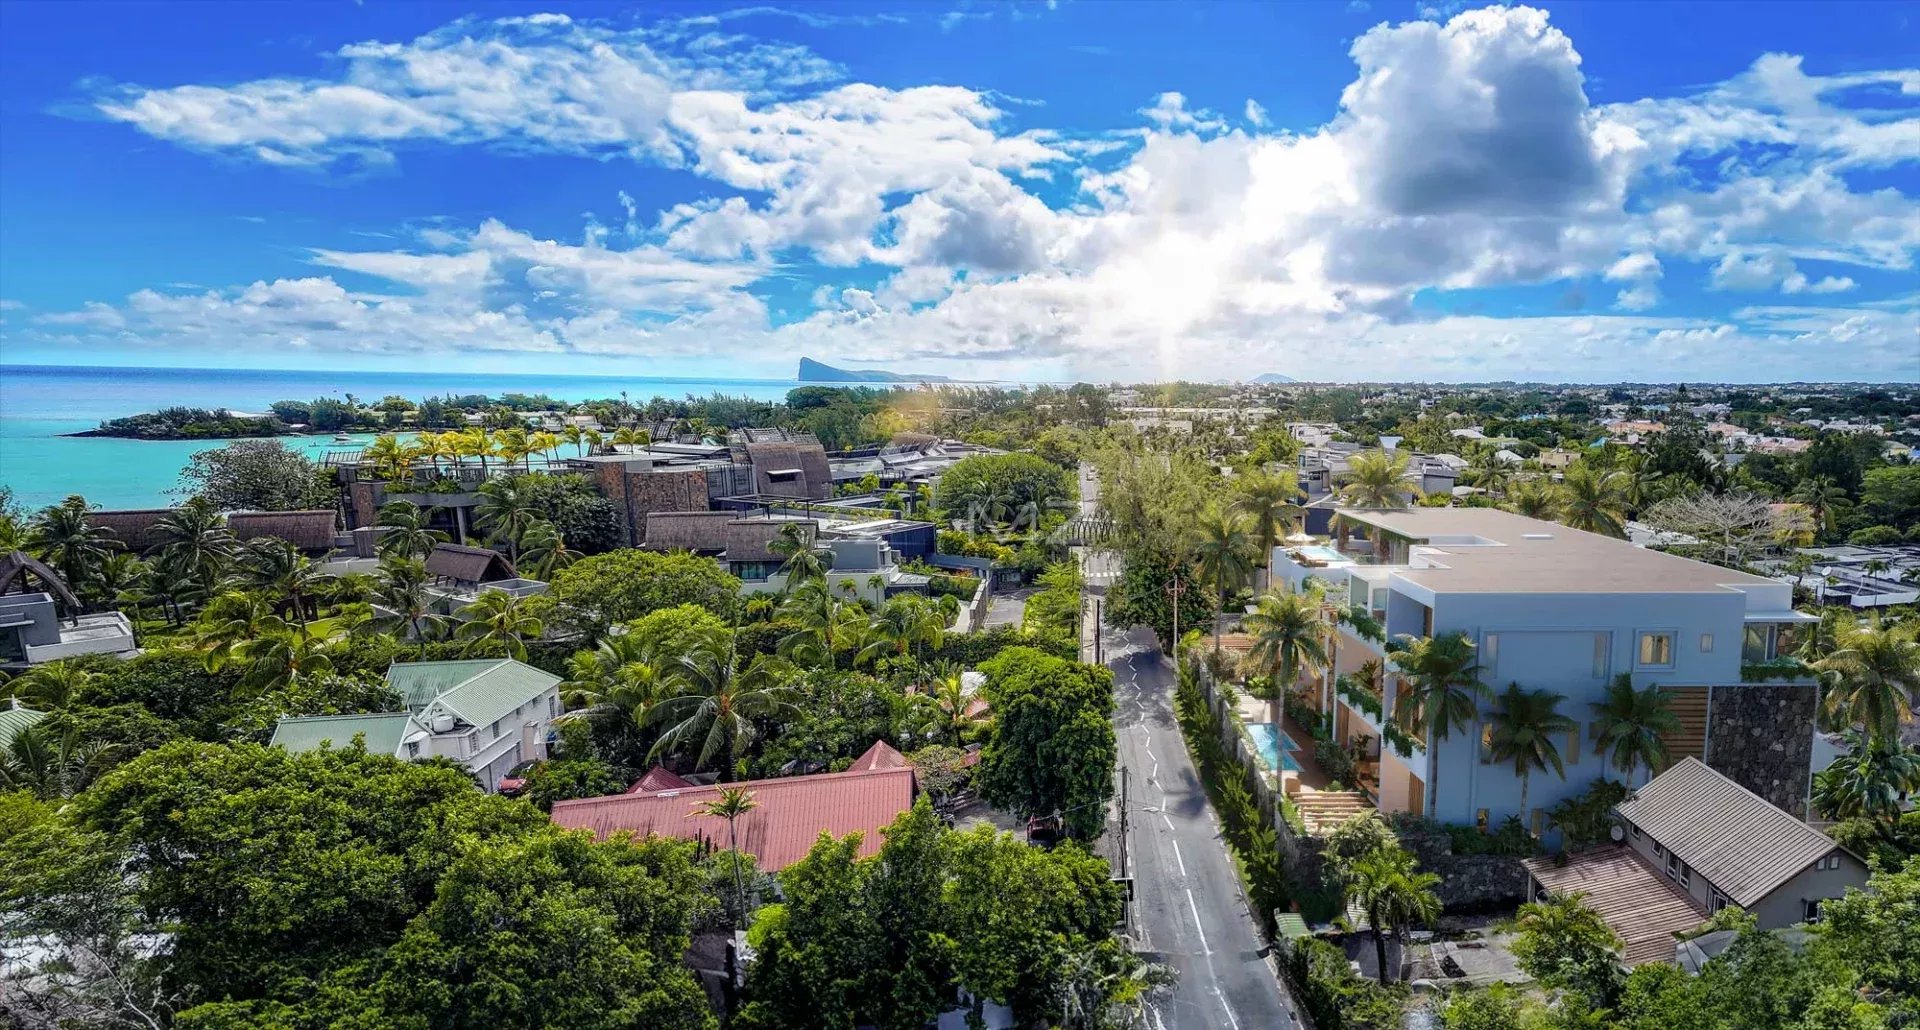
[1293,788,1372,836]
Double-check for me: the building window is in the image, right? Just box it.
[1654,842,1666,858]
[1483,633,1500,669]
[1699,633,1713,654]
[489,719,500,739]
[1680,866,1692,889]
[1530,809,1547,837]
[1476,808,1490,832]
[548,695,558,718]
[1592,633,1611,678]
[1743,624,1773,663]
[1711,891,1729,913]
[1666,853,1682,880]
[1479,725,1495,764]
[1638,632,1674,667]
[1567,727,1580,764]
[405,742,420,759]
[1629,822,1642,839]
[1803,899,1823,922]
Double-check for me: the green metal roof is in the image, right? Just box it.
[0,704,48,751]
[385,658,560,731]
[1273,913,1312,940]
[384,659,508,709]
[270,712,417,756]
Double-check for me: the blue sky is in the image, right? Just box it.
[0,1,1913,383]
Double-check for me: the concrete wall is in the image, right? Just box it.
[1416,588,1775,829]
[1748,856,1870,929]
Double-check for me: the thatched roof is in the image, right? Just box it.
[746,441,833,500]
[724,519,805,564]
[228,510,338,552]
[0,551,80,608]
[85,508,174,553]
[425,543,517,584]
[642,512,735,554]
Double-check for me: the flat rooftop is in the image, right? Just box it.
[1335,507,1780,595]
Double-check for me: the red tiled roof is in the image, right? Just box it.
[553,765,916,871]
[627,766,695,794]
[847,740,909,772]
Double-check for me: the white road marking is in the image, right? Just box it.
[1214,987,1243,1030]
[1170,840,1188,879]
[1185,889,1210,955]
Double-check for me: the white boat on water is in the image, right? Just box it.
[332,432,352,442]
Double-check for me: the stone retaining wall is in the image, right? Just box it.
[1706,683,1817,818]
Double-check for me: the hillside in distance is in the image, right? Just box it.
[797,357,953,383]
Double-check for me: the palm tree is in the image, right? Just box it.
[1391,632,1490,817]
[195,590,289,666]
[1233,470,1302,589]
[529,430,562,468]
[560,633,679,735]
[1486,683,1577,827]
[1589,675,1680,786]
[857,594,946,671]
[229,630,337,692]
[562,424,585,457]
[769,523,832,585]
[455,427,494,477]
[694,787,759,927]
[647,646,797,773]
[519,519,581,580]
[1340,450,1418,510]
[455,590,544,661]
[1559,465,1632,538]
[5,661,93,710]
[778,580,849,669]
[377,500,448,561]
[363,433,415,482]
[227,539,333,632]
[493,426,534,472]
[0,723,115,800]
[1243,590,1331,727]
[92,552,150,609]
[920,665,982,744]
[1502,478,1566,521]
[1465,448,1514,499]
[152,497,235,595]
[1815,615,1920,744]
[28,496,120,599]
[1791,477,1850,537]
[1810,730,1920,823]
[581,427,604,455]
[1346,845,1442,984]
[375,556,449,657]
[1192,507,1257,653]
[475,475,539,561]
[611,426,651,452]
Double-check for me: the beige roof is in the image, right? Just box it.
[229,510,338,551]
[643,511,736,553]
[1523,846,1705,966]
[1333,507,1777,594]
[424,543,517,584]
[1615,757,1841,907]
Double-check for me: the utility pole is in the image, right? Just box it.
[1118,764,1130,879]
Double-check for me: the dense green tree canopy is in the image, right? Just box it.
[974,647,1116,839]
[543,549,742,641]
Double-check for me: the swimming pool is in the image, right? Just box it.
[1293,544,1349,564]
[1247,723,1302,773]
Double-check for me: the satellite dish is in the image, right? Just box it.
[1609,824,1626,842]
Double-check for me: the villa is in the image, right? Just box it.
[270,658,561,792]
[1268,507,1819,831]
[1523,758,1867,964]
[0,551,137,669]
[642,511,934,604]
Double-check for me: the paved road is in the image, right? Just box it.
[1080,459,1297,1028]
[1103,625,1300,1029]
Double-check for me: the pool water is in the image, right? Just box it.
[1293,545,1348,564]
[1247,723,1302,773]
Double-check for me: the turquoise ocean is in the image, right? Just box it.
[0,365,803,511]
